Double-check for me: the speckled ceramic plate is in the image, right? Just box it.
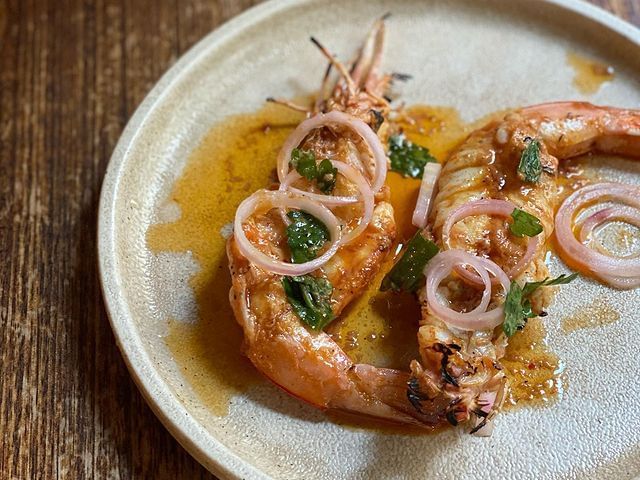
[98,1,640,478]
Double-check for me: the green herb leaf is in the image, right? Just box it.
[503,273,578,336]
[388,133,437,179]
[517,139,542,183]
[509,208,543,238]
[285,210,330,264]
[291,148,318,181]
[380,232,440,293]
[521,273,579,298]
[290,149,336,194]
[503,281,532,337]
[316,158,337,194]
[282,275,334,330]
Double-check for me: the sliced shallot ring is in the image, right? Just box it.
[555,182,640,282]
[599,274,640,289]
[277,110,388,193]
[332,164,375,245]
[234,190,341,276]
[279,161,360,206]
[279,161,375,245]
[442,199,539,284]
[412,162,442,229]
[424,250,511,331]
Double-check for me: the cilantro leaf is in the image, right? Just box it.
[503,273,578,337]
[290,148,336,194]
[282,275,334,330]
[509,208,543,238]
[285,210,330,264]
[380,232,440,293]
[316,158,337,194]
[503,281,534,337]
[521,273,579,298]
[388,133,437,179]
[291,148,317,181]
[517,139,542,183]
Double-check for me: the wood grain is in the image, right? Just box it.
[0,1,636,478]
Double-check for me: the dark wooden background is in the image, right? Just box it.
[0,0,637,478]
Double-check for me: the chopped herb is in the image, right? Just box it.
[380,231,440,293]
[285,210,330,264]
[521,273,579,298]
[503,281,535,337]
[315,159,337,194]
[290,148,337,194]
[388,133,437,179]
[517,138,542,183]
[509,208,543,238]
[282,275,334,330]
[290,148,318,181]
[503,273,578,336]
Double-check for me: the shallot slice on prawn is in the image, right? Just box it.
[279,160,375,245]
[276,110,388,193]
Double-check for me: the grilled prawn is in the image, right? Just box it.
[227,19,439,426]
[409,102,640,433]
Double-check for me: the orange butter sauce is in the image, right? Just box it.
[148,104,305,415]
[562,296,620,334]
[566,52,615,95]
[148,103,568,422]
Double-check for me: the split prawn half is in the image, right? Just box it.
[409,101,640,433]
[228,18,438,426]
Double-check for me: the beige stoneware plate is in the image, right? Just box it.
[98,0,640,478]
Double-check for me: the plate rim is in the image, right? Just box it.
[97,0,640,478]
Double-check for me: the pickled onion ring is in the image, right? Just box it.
[424,250,511,331]
[598,274,640,289]
[277,110,388,193]
[279,161,360,206]
[412,162,441,229]
[578,205,640,254]
[279,161,375,245]
[579,205,640,290]
[234,190,341,276]
[442,199,540,284]
[555,182,640,288]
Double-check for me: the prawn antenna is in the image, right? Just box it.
[310,36,356,96]
[266,97,310,113]
[391,72,412,82]
[314,62,333,112]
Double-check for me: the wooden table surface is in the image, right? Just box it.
[1,0,638,478]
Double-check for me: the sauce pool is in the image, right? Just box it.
[148,104,305,414]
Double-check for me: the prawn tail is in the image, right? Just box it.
[349,364,442,427]
[407,346,508,433]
